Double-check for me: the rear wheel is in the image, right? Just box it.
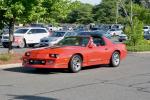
[109,51,120,67]
[19,39,26,48]
[69,55,82,73]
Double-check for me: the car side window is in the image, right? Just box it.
[28,29,36,34]
[38,29,47,33]
[93,37,105,46]
[81,37,89,47]
[28,29,47,34]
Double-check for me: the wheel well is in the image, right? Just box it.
[73,53,83,61]
[114,50,121,55]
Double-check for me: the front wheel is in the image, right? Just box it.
[109,51,120,67]
[69,55,82,73]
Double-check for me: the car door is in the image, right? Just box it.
[87,37,111,65]
[25,29,38,44]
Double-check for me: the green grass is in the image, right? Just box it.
[0,54,12,62]
[127,44,150,52]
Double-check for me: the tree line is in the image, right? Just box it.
[0,0,150,53]
[0,0,150,27]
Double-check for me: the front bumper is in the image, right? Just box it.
[22,58,68,69]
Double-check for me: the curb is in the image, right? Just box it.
[128,51,150,54]
[0,63,22,69]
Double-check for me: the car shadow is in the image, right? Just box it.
[7,94,58,100]
[3,67,69,75]
[3,65,112,74]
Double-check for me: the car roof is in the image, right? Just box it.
[16,27,47,30]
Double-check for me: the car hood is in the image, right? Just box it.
[28,45,83,54]
[2,34,24,37]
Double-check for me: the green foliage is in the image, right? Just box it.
[67,3,94,24]
[127,43,150,52]
[93,0,117,24]
[125,17,144,46]
[0,54,11,61]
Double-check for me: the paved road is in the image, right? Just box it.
[0,53,150,100]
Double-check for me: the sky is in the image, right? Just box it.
[76,0,101,5]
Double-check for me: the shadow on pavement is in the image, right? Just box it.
[3,65,111,74]
[7,95,58,100]
[3,67,69,75]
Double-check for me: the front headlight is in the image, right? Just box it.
[49,54,59,58]
[25,52,30,56]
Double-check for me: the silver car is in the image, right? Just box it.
[39,31,78,47]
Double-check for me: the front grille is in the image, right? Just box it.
[29,60,46,65]
[41,40,49,42]
[3,36,9,39]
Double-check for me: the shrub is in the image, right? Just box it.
[124,17,144,46]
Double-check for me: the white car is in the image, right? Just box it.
[118,34,128,42]
[1,27,49,48]
[107,29,123,36]
[39,31,77,47]
[143,26,150,32]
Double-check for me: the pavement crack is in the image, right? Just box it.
[0,84,14,87]
[34,80,108,95]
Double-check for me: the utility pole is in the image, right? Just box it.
[116,1,119,24]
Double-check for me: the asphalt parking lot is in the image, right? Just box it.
[0,53,150,100]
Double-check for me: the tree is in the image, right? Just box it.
[125,17,144,46]
[67,2,94,24]
[93,0,117,24]
[42,0,74,24]
[0,0,46,53]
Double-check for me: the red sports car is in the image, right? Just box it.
[22,34,127,73]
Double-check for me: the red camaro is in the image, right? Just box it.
[22,34,127,73]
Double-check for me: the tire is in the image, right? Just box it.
[69,55,82,73]
[2,43,9,48]
[109,51,120,67]
[19,39,26,48]
[28,44,35,48]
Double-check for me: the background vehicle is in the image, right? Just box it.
[1,27,49,48]
[144,30,150,40]
[23,35,127,73]
[39,31,78,47]
[77,31,112,39]
[118,33,128,42]
[143,26,150,32]
[107,29,123,36]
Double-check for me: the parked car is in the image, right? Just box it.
[1,27,50,48]
[144,31,150,40]
[93,30,112,39]
[77,31,112,39]
[107,29,123,36]
[22,34,127,73]
[143,26,150,32]
[118,33,128,42]
[39,31,77,47]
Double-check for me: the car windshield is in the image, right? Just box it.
[51,32,65,37]
[15,29,28,34]
[57,37,89,46]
